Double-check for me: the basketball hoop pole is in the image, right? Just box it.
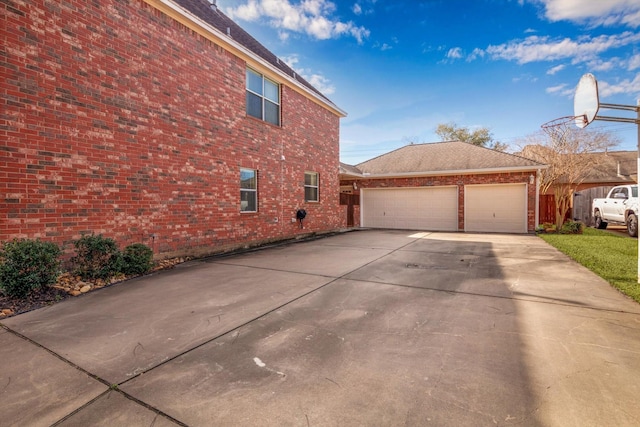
[594,102,640,124]
[596,100,640,283]
[594,103,640,284]
[573,74,640,283]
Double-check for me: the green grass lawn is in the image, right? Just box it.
[539,227,640,304]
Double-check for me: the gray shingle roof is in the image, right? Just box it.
[172,0,335,105]
[520,146,637,184]
[354,141,544,175]
[583,150,637,183]
[339,162,363,176]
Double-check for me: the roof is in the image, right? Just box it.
[520,145,637,185]
[582,150,637,183]
[339,162,363,177]
[349,141,545,177]
[170,0,342,113]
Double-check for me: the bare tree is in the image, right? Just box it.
[435,122,508,151]
[521,124,619,229]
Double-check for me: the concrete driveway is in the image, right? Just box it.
[1,229,640,426]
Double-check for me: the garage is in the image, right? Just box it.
[465,184,527,233]
[361,186,458,230]
[339,142,542,233]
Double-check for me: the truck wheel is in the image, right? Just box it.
[594,212,608,230]
[627,214,638,237]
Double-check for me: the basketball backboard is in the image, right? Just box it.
[573,73,599,128]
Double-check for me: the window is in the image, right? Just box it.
[613,188,628,199]
[246,68,280,126]
[304,172,319,202]
[240,168,257,212]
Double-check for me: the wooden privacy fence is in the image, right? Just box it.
[539,194,571,224]
[540,187,615,226]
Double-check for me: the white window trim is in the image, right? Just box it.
[246,68,280,126]
[304,171,319,202]
[240,168,258,212]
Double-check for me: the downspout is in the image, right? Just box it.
[535,169,541,230]
[280,140,285,230]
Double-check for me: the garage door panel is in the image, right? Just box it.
[362,187,457,231]
[465,184,526,233]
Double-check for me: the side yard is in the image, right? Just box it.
[539,227,640,303]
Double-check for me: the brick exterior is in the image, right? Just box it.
[340,171,538,232]
[1,0,344,258]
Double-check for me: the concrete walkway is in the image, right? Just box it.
[1,229,640,426]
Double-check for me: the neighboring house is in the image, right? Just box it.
[1,0,346,258]
[339,142,545,233]
[520,147,637,224]
[570,151,637,225]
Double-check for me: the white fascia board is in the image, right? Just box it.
[156,0,347,117]
[353,165,548,179]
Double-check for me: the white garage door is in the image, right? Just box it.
[361,186,458,231]
[465,184,527,233]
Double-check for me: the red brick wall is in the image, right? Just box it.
[341,171,538,232]
[1,0,343,258]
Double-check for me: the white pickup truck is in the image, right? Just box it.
[592,184,638,237]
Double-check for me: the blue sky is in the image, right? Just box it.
[216,0,640,165]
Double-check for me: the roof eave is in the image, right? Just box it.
[149,0,347,118]
[353,165,548,179]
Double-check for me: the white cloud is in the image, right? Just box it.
[278,30,290,42]
[545,83,567,94]
[306,15,333,39]
[352,3,362,15]
[230,1,262,21]
[512,74,538,83]
[586,58,619,72]
[622,9,640,27]
[629,54,640,71]
[546,64,565,75]
[224,0,370,44]
[306,73,336,94]
[280,54,300,68]
[597,73,640,97]
[480,32,640,64]
[280,54,335,94]
[535,0,640,28]
[447,47,463,59]
[467,47,485,61]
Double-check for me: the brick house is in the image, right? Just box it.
[546,150,637,225]
[339,142,545,233]
[1,0,346,258]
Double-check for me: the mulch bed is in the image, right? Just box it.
[0,287,72,318]
[0,257,187,319]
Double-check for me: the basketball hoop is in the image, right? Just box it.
[541,115,587,141]
[574,73,599,128]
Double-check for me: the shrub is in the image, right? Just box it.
[0,239,61,298]
[71,234,122,280]
[560,220,584,234]
[541,223,556,232]
[121,243,154,276]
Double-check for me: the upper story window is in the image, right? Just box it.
[240,168,257,212]
[304,172,319,202]
[246,68,280,126]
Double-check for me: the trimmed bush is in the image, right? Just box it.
[71,234,122,280]
[560,220,584,234]
[121,243,154,276]
[0,239,61,298]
